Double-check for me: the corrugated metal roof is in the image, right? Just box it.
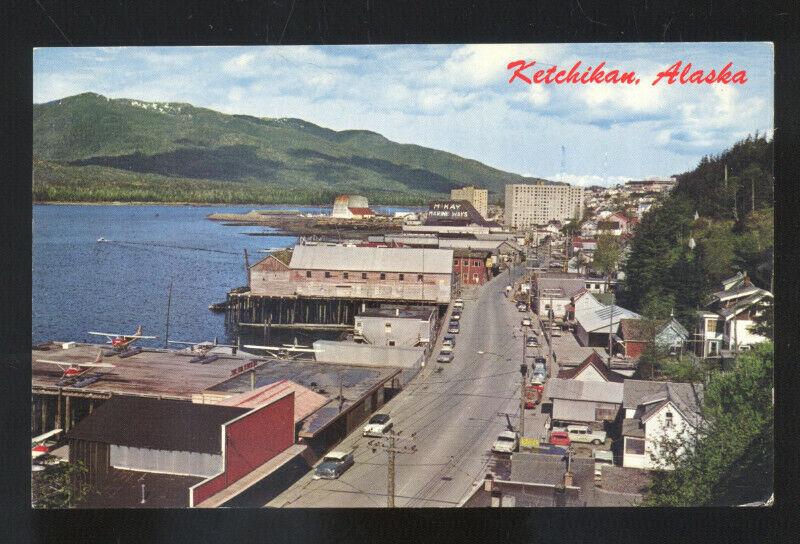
[536,277,587,299]
[288,244,453,274]
[216,379,330,424]
[575,303,641,334]
[552,398,598,422]
[545,378,623,404]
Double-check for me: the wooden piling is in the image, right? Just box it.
[65,395,71,432]
[56,389,62,430]
[42,398,48,434]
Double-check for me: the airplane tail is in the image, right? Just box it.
[134,325,142,337]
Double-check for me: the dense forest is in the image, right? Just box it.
[32,92,551,205]
[618,135,774,329]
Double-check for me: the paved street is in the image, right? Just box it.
[267,267,530,507]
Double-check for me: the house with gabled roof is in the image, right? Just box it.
[621,380,704,470]
[557,351,627,383]
[617,318,689,360]
[696,272,772,358]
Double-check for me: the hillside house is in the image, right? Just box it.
[696,272,772,358]
[621,380,704,470]
[617,318,689,359]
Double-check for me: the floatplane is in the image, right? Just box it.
[243,337,322,358]
[88,325,157,352]
[35,350,116,381]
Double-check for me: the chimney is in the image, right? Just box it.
[563,471,573,488]
[484,473,494,492]
[490,490,503,507]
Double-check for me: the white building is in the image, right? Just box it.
[621,380,704,470]
[696,272,772,358]
[331,195,376,219]
[450,186,489,219]
[504,183,585,229]
[353,306,435,347]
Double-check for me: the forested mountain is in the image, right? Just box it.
[33,93,551,204]
[619,135,774,328]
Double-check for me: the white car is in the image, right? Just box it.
[363,414,393,437]
[491,430,519,454]
[593,449,614,478]
[566,424,607,445]
[521,317,532,327]
[453,299,464,309]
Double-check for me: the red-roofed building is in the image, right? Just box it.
[214,380,330,425]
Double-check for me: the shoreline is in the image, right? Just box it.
[33,200,334,208]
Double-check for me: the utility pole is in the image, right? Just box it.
[607,289,614,365]
[519,363,528,438]
[369,430,417,508]
[164,278,173,349]
[548,294,554,368]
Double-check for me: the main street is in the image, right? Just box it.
[268,267,530,507]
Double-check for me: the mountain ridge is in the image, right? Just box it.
[33,92,558,205]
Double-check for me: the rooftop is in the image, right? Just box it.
[214,380,329,424]
[32,343,265,400]
[544,378,624,404]
[69,396,248,454]
[207,358,401,438]
[557,351,626,383]
[288,244,454,274]
[623,380,704,427]
[357,306,434,320]
[78,467,203,508]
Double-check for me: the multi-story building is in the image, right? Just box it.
[450,186,489,219]
[504,183,585,229]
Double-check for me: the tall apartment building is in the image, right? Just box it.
[504,183,585,229]
[450,186,488,219]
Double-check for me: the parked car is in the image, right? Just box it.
[534,356,546,366]
[453,299,464,309]
[593,449,614,478]
[440,344,453,354]
[549,327,562,337]
[436,353,454,363]
[517,303,528,312]
[313,450,355,480]
[566,425,607,445]
[526,336,538,348]
[448,323,460,334]
[521,317,532,327]
[443,335,456,347]
[549,431,571,446]
[491,431,520,454]
[363,414,393,437]
[450,311,461,321]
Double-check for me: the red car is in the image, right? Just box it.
[549,431,571,446]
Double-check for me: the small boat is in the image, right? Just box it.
[96,237,108,243]
[208,302,228,313]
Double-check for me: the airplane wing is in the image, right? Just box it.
[167,341,200,346]
[123,334,158,339]
[244,345,322,353]
[32,429,63,445]
[36,359,116,368]
[87,331,119,338]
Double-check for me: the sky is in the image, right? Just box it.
[33,43,773,186]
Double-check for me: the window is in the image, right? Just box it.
[388,340,395,346]
[362,272,368,279]
[343,272,349,280]
[625,437,645,455]
[385,323,392,333]
[474,260,481,266]
[706,319,723,333]
[324,271,331,278]
[665,412,674,428]
[399,273,404,281]
[380,273,386,280]
[306,271,312,278]
[417,274,424,282]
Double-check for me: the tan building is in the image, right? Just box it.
[504,183,585,229]
[450,186,488,219]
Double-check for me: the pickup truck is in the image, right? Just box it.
[566,425,607,445]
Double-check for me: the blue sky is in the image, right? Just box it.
[33,43,773,186]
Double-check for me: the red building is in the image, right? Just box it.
[453,249,491,285]
[68,393,295,508]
